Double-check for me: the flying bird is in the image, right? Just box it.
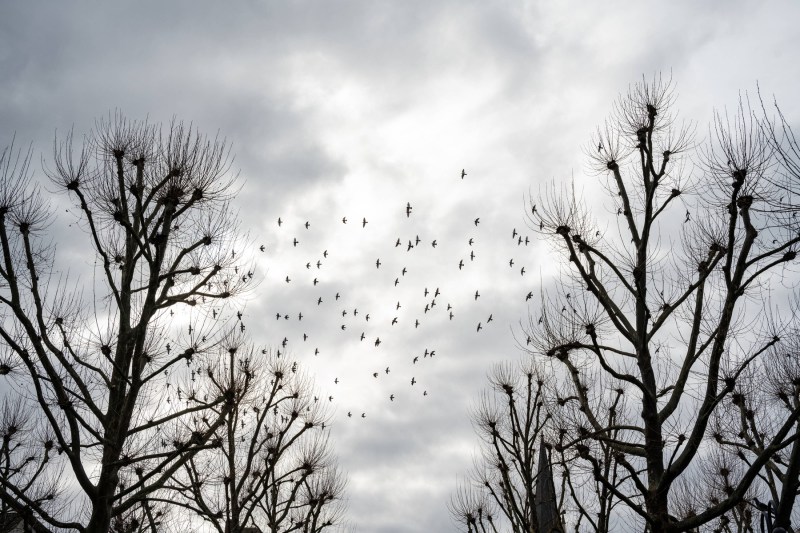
[406,202,412,217]
[362,217,368,228]
[342,217,347,224]
[431,239,437,248]
[475,290,480,300]
[374,337,381,347]
[259,244,265,252]
[411,377,416,385]
[474,218,480,226]
[458,259,464,270]
[278,217,283,226]
[477,322,483,332]
[461,169,467,179]
[305,221,310,229]
[395,238,402,247]
[376,259,381,268]
[526,291,533,301]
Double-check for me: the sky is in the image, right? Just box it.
[2,1,800,531]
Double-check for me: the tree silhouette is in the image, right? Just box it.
[450,362,575,533]
[527,75,800,532]
[0,115,257,532]
[162,344,346,533]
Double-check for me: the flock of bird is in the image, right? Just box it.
[242,170,538,421]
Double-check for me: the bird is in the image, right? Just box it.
[395,238,401,247]
[415,319,420,328]
[415,235,421,245]
[431,239,437,247]
[373,372,379,378]
[374,337,381,347]
[362,217,368,228]
[316,348,320,356]
[391,317,398,325]
[461,169,467,179]
[401,267,407,276]
[360,332,365,341]
[470,250,476,261]
[334,378,339,384]
[396,301,401,310]
[458,259,464,270]
[390,394,395,401]
[341,325,346,330]
[411,377,416,385]
[474,218,480,226]
[512,228,518,238]
[520,267,526,276]
[526,291,533,301]
[509,258,514,267]
[323,250,328,258]
[468,238,474,246]
[413,356,419,364]
[423,390,428,396]
[293,238,299,247]
[285,275,291,283]
[318,297,323,305]
[365,314,370,321]
[477,322,483,332]
[424,288,429,297]
[361,413,366,418]
[316,260,322,268]
[313,278,319,286]
[305,221,310,229]
[449,311,454,320]
[685,210,691,223]
[475,290,480,300]
[376,258,381,268]
[342,217,347,224]
[335,292,340,300]
[342,310,348,317]
[406,202,412,217]
[407,241,414,251]
[487,314,493,322]
[259,244,265,252]
[434,288,440,297]
[385,367,390,374]
[278,217,283,226]
[395,278,400,286]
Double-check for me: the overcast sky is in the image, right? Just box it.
[2,1,800,531]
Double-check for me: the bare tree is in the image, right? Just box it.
[161,343,346,533]
[527,75,800,532]
[0,115,256,532]
[450,362,577,533]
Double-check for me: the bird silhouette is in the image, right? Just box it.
[362,217,368,228]
[474,218,480,226]
[475,290,480,300]
[406,202,412,217]
[458,259,464,270]
[391,317,398,325]
[390,394,395,401]
[461,169,466,179]
[395,238,401,247]
[342,217,347,224]
[477,322,483,332]
[411,377,416,385]
[526,291,533,301]
[431,239,437,247]
[305,221,310,229]
[259,244,265,252]
[374,337,381,346]
[278,217,283,226]
[376,259,381,268]
[293,238,299,247]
